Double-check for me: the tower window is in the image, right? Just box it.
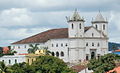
[79,23,81,29]
[72,24,74,29]
[103,24,105,30]
[86,43,88,46]
[96,25,98,29]
[98,43,100,47]
[92,43,94,46]
[92,33,94,37]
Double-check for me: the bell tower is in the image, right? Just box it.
[66,9,85,38]
[91,11,108,37]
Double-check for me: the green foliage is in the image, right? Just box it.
[1,56,75,73]
[32,56,76,73]
[28,44,39,53]
[88,54,118,73]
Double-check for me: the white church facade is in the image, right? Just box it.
[10,10,108,64]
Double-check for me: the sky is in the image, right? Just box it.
[0,0,120,46]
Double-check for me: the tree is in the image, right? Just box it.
[10,62,35,73]
[28,44,39,54]
[88,54,117,73]
[32,56,76,73]
[0,62,10,73]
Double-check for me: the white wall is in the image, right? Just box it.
[0,55,26,65]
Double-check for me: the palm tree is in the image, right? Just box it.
[44,47,51,55]
[0,62,10,73]
[28,44,39,54]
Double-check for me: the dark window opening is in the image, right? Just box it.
[61,51,64,57]
[92,43,94,46]
[9,60,11,64]
[103,24,105,30]
[96,25,98,29]
[86,43,88,46]
[79,23,81,29]
[56,44,58,47]
[72,24,74,29]
[56,52,59,57]
[52,52,55,56]
[15,59,17,63]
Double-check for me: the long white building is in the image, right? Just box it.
[11,10,109,64]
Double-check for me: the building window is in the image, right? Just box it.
[52,44,54,47]
[28,59,29,63]
[97,43,100,47]
[86,54,89,60]
[52,52,55,56]
[25,45,26,48]
[96,25,98,29]
[103,24,105,30]
[2,60,4,63]
[72,24,74,29]
[56,44,58,47]
[86,43,88,46]
[98,54,100,59]
[61,43,63,47]
[15,59,17,63]
[92,33,94,37]
[61,51,64,57]
[9,60,11,64]
[79,23,81,29]
[18,46,20,49]
[65,43,68,46]
[92,43,94,46]
[32,59,34,62]
[56,52,59,57]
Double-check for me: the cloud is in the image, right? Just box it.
[0,0,120,12]
[0,8,33,27]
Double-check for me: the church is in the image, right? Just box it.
[11,10,109,64]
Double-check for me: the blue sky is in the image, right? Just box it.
[0,0,120,46]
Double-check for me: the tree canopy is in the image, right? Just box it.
[87,54,119,73]
[0,56,76,73]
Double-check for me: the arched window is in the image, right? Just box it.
[52,52,55,56]
[56,52,59,57]
[92,43,94,46]
[9,60,11,64]
[15,59,17,63]
[92,33,94,37]
[61,43,63,47]
[96,25,98,29]
[18,46,20,49]
[56,44,58,47]
[79,23,81,29]
[65,43,68,46]
[86,43,88,46]
[61,51,64,57]
[72,24,74,29]
[25,45,26,48]
[103,24,105,30]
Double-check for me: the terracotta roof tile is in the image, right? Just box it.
[12,27,91,44]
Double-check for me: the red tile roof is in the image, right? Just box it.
[114,49,120,52]
[71,65,86,72]
[3,47,9,54]
[12,27,91,44]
